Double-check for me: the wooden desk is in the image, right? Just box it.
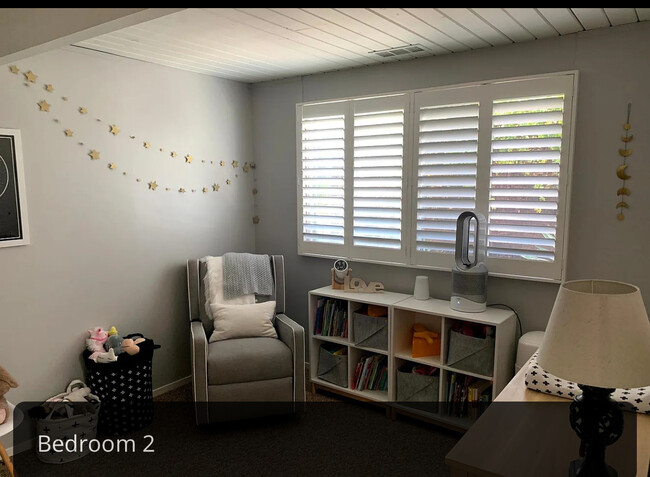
[445,362,650,477]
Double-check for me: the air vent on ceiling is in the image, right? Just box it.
[372,44,426,58]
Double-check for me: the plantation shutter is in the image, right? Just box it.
[486,75,575,280]
[351,95,408,262]
[298,102,347,256]
[411,88,482,268]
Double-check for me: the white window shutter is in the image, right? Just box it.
[351,95,408,263]
[411,88,481,269]
[298,102,347,256]
[486,75,575,281]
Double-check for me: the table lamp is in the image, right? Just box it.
[536,279,650,477]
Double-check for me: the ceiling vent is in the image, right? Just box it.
[371,44,426,58]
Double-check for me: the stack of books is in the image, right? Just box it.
[351,354,387,391]
[446,372,492,419]
[313,298,348,338]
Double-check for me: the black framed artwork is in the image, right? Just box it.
[0,129,29,247]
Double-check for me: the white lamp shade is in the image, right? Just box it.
[537,280,650,389]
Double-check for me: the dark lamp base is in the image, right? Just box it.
[569,458,617,477]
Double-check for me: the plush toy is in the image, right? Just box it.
[86,327,109,361]
[104,326,124,355]
[95,348,118,364]
[0,365,18,425]
[122,337,146,356]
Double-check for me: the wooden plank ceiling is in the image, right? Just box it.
[73,8,649,83]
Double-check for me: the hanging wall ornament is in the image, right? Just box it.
[148,181,158,190]
[171,151,177,157]
[231,160,239,168]
[616,103,633,221]
[88,149,100,160]
[24,70,37,83]
[212,183,220,192]
[44,84,53,92]
[110,125,120,135]
[37,100,50,112]
[64,129,73,137]
[185,154,193,164]
[108,163,117,170]
[79,107,88,114]
[143,141,151,149]
[9,65,19,74]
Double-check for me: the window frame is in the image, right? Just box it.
[296,71,578,283]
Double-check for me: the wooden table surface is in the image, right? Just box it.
[445,360,650,477]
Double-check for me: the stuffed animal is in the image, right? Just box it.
[95,348,118,364]
[0,365,18,425]
[122,337,146,356]
[86,327,109,361]
[104,326,123,355]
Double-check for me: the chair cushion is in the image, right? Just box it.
[207,337,293,386]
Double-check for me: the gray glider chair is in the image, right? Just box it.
[187,255,305,424]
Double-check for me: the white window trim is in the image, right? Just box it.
[296,71,579,283]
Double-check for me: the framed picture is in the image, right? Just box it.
[0,128,30,248]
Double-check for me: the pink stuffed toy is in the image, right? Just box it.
[86,327,109,361]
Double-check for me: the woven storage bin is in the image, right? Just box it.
[35,383,101,464]
[446,330,495,376]
[83,334,160,436]
[317,343,348,388]
[353,313,388,351]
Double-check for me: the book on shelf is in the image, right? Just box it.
[353,354,387,392]
[446,372,492,419]
[314,298,348,338]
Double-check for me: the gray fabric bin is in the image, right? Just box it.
[396,366,439,414]
[353,313,388,351]
[446,330,495,376]
[317,344,348,388]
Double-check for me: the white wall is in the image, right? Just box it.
[251,22,650,339]
[0,47,255,409]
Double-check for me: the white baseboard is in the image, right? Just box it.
[152,375,192,398]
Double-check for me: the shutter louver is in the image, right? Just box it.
[488,94,564,262]
[353,108,404,250]
[301,114,345,245]
[416,102,479,253]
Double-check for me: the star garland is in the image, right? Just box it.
[7,64,255,195]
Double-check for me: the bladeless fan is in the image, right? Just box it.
[450,211,488,312]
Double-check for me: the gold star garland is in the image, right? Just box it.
[7,65,249,194]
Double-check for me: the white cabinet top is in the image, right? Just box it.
[309,286,410,306]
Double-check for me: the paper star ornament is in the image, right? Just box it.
[64,129,73,137]
[79,107,88,114]
[45,84,53,92]
[88,150,100,160]
[144,142,151,149]
[212,183,220,192]
[38,100,50,112]
[110,125,120,135]
[232,160,239,168]
[9,65,19,74]
[108,163,117,170]
[148,181,158,191]
[185,154,193,164]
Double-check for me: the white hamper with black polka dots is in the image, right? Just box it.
[83,334,161,436]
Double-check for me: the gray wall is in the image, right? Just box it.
[0,47,255,408]
[251,22,650,343]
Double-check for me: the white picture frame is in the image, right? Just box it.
[0,128,30,247]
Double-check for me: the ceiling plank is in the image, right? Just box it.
[305,8,399,48]
[504,8,559,39]
[371,8,470,53]
[336,8,452,55]
[571,8,610,29]
[206,8,372,67]
[603,8,638,26]
[437,8,512,46]
[271,8,390,51]
[636,8,650,21]
[471,8,536,42]
[537,8,583,34]
[403,8,491,49]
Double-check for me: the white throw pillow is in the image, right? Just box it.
[209,301,277,342]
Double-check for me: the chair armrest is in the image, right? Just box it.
[190,321,210,424]
[275,313,306,405]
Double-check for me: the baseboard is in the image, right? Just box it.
[152,375,192,398]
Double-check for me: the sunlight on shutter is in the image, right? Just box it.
[416,102,479,253]
[488,94,564,262]
[353,109,404,249]
[302,114,345,244]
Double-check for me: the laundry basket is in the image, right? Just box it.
[83,334,160,436]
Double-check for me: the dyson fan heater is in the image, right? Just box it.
[450,211,487,312]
